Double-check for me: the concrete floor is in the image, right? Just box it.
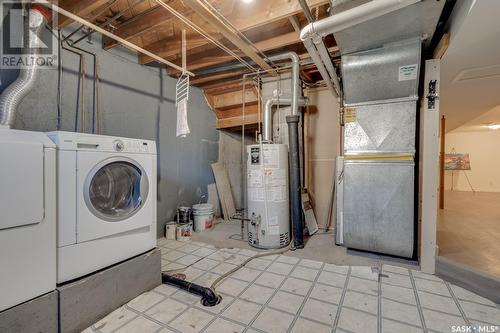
[438,191,500,277]
[84,239,500,333]
[191,220,418,269]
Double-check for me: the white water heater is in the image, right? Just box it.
[247,143,290,249]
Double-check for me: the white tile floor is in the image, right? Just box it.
[84,239,500,333]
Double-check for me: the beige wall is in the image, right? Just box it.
[445,130,500,192]
[305,88,341,229]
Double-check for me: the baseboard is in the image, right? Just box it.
[436,256,500,304]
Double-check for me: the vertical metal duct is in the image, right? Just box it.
[0,6,50,128]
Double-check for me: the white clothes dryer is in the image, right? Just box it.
[0,129,56,311]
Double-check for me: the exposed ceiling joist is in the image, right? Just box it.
[140,34,216,65]
[216,109,260,130]
[191,69,247,85]
[166,31,300,74]
[57,0,110,27]
[180,0,272,72]
[288,15,302,32]
[202,80,255,95]
[44,1,194,75]
[192,45,338,87]
[138,0,329,64]
[213,89,257,110]
[102,3,191,49]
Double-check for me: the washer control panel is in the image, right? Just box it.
[113,140,125,152]
[123,140,151,153]
[48,131,156,153]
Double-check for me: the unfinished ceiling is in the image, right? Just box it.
[57,0,336,130]
[58,0,335,83]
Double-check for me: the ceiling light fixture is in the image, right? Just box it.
[485,123,500,130]
[241,0,254,4]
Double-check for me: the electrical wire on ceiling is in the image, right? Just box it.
[199,0,277,68]
[70,0,145,46]
[153,0,258,73]
[63,0,121,42]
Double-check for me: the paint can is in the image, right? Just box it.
[165,221,177,240]
[177,206,192,225]
[176,222,193,241]
[192,203,214,232]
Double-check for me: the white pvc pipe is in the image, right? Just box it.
[300,0,421,40]
[303,38,339,98]
[313,36,341,94]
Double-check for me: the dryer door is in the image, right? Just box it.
[77,153,153,242]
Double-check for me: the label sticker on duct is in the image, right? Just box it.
[344,107,357,123]
[268,216,279,226]
[268,226,280,235]
[248,169,263,187]
[263,145,279,169]
[398,64,419,81]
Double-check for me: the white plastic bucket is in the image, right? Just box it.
[192,203,214,232]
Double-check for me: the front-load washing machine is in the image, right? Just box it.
[47,131,157,283]
[0,129,56,311]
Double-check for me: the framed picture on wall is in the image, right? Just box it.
[444,153,471,170]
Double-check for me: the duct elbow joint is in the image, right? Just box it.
[300,22,315,42]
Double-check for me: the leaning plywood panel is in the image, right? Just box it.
[207,183,221,218]
[211,162,236,221]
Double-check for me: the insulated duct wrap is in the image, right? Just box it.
[0,7,48,128]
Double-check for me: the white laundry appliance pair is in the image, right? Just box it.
[47,131,157,283]
[0,129,157,312]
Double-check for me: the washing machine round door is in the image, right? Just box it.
[84,158,149,222]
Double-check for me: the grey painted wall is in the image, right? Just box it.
[0,19,219,237]
[218,130,254,210]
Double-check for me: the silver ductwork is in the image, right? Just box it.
[301,0,420,39]
[266,52,301,117]
[328,0,445,258]
[0,6,49,128]
[299,0,421,98]
[262,97,309,143]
